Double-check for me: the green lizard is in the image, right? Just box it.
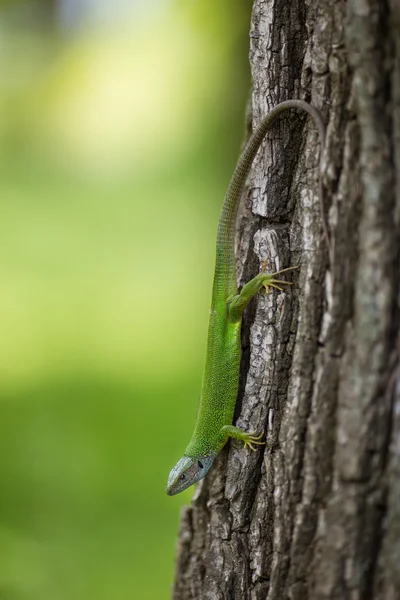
[166,100,326,496]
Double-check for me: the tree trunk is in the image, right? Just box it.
[172,1,400,599]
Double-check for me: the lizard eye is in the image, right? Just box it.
[179,474,186,482]
[197,460,204,469]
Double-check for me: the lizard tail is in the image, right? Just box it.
[214,99,328,298]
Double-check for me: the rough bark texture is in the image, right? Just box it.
[172,1,400,599]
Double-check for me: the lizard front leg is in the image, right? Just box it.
[218,425,267,451]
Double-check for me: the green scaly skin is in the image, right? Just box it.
[166,100,327,496]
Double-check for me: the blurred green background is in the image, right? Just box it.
[0,0,251,598]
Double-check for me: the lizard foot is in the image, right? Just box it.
[243,431,267,452]
[262,265,299,294]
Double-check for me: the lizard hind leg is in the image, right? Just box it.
[227,265,298,321]
[261,264,299,295]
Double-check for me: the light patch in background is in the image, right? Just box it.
[19,9,232,176]
[33,22,214,173]
[57,0,166,29]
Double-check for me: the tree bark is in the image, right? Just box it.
[172,1,400,599]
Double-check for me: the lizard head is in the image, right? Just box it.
[166,455,215,495]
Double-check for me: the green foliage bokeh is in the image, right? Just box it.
[0,1,251,598]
